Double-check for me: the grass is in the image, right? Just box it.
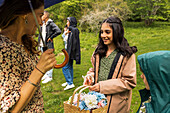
[41,21,170,113]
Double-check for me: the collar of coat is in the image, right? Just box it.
[94,52,126,84]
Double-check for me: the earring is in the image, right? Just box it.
[25,17,28,24]
[25,19,28,24]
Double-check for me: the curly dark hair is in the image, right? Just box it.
[95,16,137,58]
[0,0,44,54]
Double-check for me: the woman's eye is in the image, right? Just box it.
[106,30,111,34]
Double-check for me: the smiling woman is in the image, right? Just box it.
[83,16,138,113]
[0,0,57,113]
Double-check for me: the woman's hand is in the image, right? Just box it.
[36,49,57,74]
[87,68,94,74]
[89,83,100,92]
[83,74,94,86]
[65,30,71,35]
[47,38,52,42]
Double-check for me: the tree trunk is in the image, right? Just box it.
[145,19,154,26]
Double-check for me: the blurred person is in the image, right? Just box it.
[83,16,137,113]
[62,25,70,49]
[0,0,57,112]
[137,51,170,113]
[38,11,61,84]
[62,17,81,90]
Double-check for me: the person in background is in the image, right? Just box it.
[0,0,57,112]
[62,17,81,90]
[62,25,70,49]
[38,11,61,84]
[83,16,137,113]
[137,51,170,113]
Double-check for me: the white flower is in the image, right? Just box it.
[84,94,98,109]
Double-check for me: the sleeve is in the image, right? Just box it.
[86,53,95,75]
[75,29,81,64]
[99,54,137,94]
[49,22,61,39]
[0,48,22,112]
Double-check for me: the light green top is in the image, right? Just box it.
[98,50,117,82]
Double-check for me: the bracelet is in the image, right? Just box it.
[35,66,45,75]
[28,79,39,87]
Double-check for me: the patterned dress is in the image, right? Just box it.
[98,50,117,82]
[139,96,151,113]
[0,35,44,112]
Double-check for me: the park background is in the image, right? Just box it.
[38,0,170,112]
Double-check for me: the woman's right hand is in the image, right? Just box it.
[36,49,57,74]
[83,74,94,86]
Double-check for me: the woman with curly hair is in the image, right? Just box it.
[0,0,56,112]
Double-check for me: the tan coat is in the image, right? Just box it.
[90,53,136,113]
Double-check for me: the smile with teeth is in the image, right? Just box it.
[103,37,110,41]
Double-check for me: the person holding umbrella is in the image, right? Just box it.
[0,0,59,112]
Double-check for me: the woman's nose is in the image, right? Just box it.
[101,32,106,38]
[140,74,144,79]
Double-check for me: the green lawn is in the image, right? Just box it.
[41,22,170,113]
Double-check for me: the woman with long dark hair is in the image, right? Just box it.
[84,16,137,113]
[0,0,56,112]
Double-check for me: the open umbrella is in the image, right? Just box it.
[44,0,65,9]
[28,0,68,69]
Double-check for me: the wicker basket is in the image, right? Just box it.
[64,85,108,113]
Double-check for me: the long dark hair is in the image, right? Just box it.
[0,0,44,54]
[95,16,137,58]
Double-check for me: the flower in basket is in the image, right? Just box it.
[79,91,107,110]
[67,91,107,111]
[83,94,98,109]
[67,93,85,105]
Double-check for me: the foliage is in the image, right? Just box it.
[45,0,91,30]
[45,0,169,30]
[79,0,131,32]
[126,0,170,25]
[41,22,170,113]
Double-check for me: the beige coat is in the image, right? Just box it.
[90,53,136,113]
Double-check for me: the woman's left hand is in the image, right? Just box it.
[89,83,100,92]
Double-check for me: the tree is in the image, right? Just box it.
[79,0,131,32]
[127,0,170,25]
[46,0,91,30]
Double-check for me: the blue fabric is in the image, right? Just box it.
[44,0,65,8]
[62,59,73,85]
[0,0,4,7]
[79,101,86,111]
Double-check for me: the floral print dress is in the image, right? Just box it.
[0,35,44,112]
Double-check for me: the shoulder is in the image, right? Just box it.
[123,53,136,61]
[122,53,136,68]
[0,36,11,52]
[128,53,136,60]
[48,19,56,25]
[0,36,23,63]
